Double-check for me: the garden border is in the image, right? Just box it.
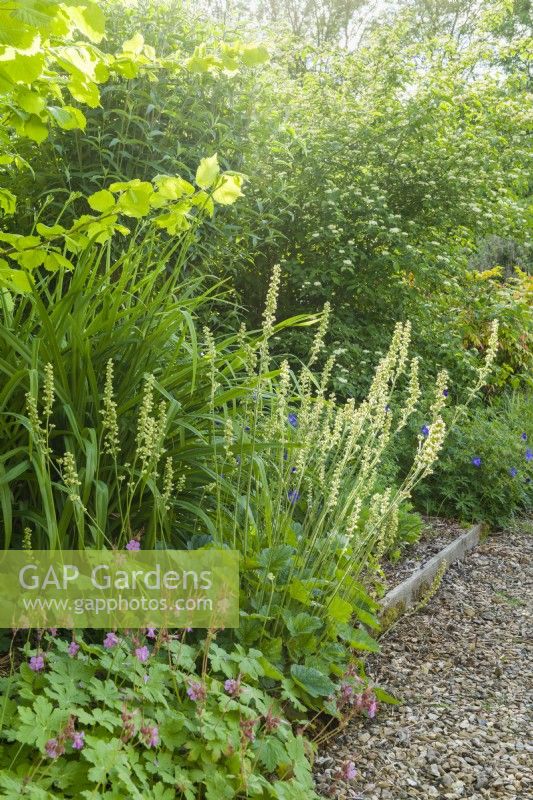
[381,522,485,616]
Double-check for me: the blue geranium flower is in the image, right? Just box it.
[521,432,527,441]
[508,467,517,478]
[288,413,298,428]
[421,425,430,437]
[471,456,482,467]
[287,489,300,505]
[526,449,533,462]
[443,388,449,397]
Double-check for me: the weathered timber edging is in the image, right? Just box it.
[381,522,485,614]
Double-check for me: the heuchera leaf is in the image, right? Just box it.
[354,606,381,630]
[290,664,335,698]
[285,612,322,637]
[337,622,380,652]
[326,595,353,624]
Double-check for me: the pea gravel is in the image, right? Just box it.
[315,527,533,800]
[380,517,472,586]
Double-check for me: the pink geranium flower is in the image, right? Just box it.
[141,724,159,747]
[135,645,149,663]
[45,738,64,759]
[224,678,241,697]
[68,641,80,657]
[126,539,141,551]
[29,655,45,672]
[187,681,206,702]
[103,632,119,649]
[71,731,85,750]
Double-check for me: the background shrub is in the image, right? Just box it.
[4,1,530,402]
[414,392,533,527]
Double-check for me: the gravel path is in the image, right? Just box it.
[316,528,533,800]
[381,517,471,586]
